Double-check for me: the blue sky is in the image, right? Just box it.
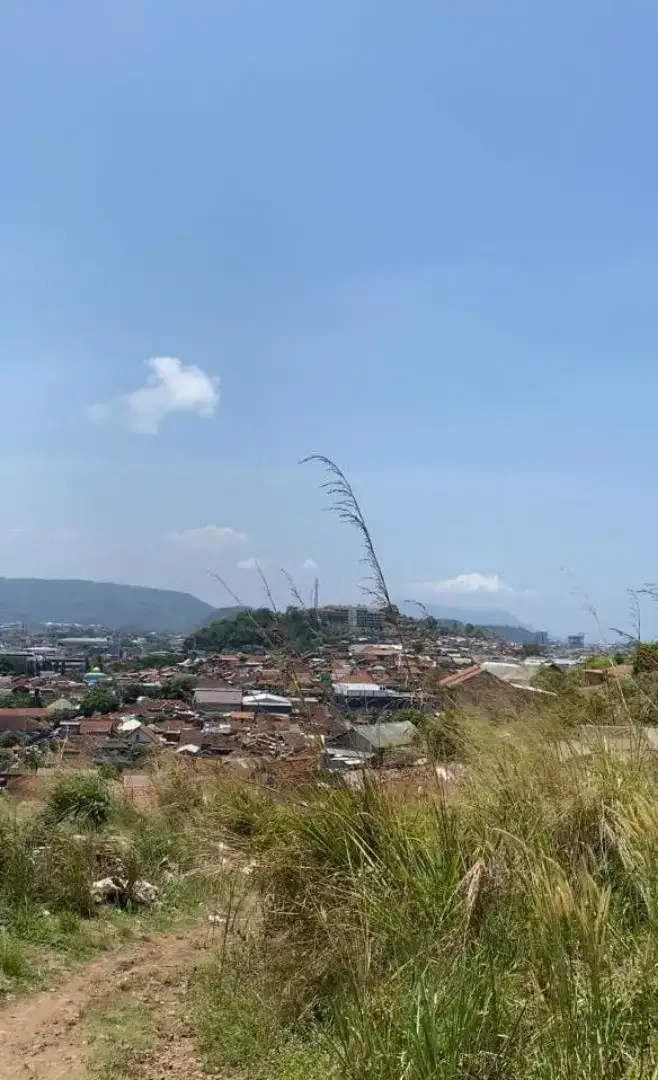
[2,0,658,638]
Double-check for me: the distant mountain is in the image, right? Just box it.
[0,578,239,634]
[402,602,528,629]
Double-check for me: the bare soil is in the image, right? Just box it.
[0,923,219,1080]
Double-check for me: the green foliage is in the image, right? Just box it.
[0,655,29,676]
[86,1001,154,1079]
[0,731,28,749]
[634,641,658,674]
[0,747,15,770]
[97,763,122,781]
[21,745,45,773]
[187,607,317,654]
[197,951,333,1080]
[0,935,30,982]
[45,773,113,827]
[583,654,616,669]
[160,676,195,701]
[80,688,118,717]
[194,727,658,1080]
[414,709,463,760]
[2,691,34,709]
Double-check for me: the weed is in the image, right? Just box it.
[86,1000,153,1079]
[45,773,113,828]
[0,934,30,983]
[187,724,658,1079]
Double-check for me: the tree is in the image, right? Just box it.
[0,656,28,676]
[121,684,141,705]
[161,676,195,702]
[0,748,15,770]
[22,745,45,773]
[4,691,33,709]
[0,731,28,749]
[80,688,118,717]
[522,643,546,658]
[186,607,325,654]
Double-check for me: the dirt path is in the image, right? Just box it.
[0,923,219,1080]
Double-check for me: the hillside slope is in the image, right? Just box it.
[0,577,223,634]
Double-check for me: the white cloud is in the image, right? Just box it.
[88,357,219,435]
[170,525,247,552]
[302,557,318,571]
[416,572,514,595]
[237,557,261,570]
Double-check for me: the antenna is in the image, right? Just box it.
[313,577,319,611]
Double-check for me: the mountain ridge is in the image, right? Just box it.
[401,601,529,629]
[0,577,220,634]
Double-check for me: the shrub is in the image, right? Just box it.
[45,774,113,828]
[0,935,30,981]
[97,763,122,781]
[153,762,204,815]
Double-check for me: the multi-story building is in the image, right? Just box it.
[318,605,388,636]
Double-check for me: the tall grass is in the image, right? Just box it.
[197,723,658,1078]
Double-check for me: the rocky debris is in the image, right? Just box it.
[91,876,158,906]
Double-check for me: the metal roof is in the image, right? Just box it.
[194,688,243,705]
[350,720,416,749]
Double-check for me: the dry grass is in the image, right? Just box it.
[195,718,658,1078]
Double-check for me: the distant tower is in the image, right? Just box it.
[313,577,319,612]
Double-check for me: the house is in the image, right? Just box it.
[194,688,243,713]
[331,682,414,710]
[79,719,116,739]
[58,718,82,739]
[327,720,417,758]
[174,727,236,756]
[0,708,49,733]
[242,691,293,716]
[581,664,634,687]
[115,717,160,746]
[439,666,507,703]
[46,697,76,715]
[153,719,187,745]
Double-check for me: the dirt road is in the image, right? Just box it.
[0,924,217,1080]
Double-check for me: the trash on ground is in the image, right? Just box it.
[91,876,159,906]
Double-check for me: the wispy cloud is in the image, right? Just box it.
[169,525,247,552]
[237,557,261,570]
[301,557,318,571]
[88,357,220,435]
[415,572,514,595]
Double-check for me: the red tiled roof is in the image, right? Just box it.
[0,708,48,719]
[145,699,190,711]
[80,719,115,735]
[0,712,48,733]
[439,666,483,688]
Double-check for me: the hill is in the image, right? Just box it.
[403,602,528,628]
[0,578,236,634]
[432,619,546,645]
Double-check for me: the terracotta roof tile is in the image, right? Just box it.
[439,666,483,688]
